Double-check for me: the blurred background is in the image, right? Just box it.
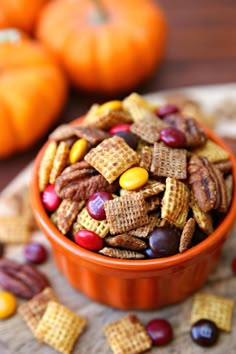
[0,0,236,192]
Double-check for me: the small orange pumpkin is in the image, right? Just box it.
[0,0,49,33]
[37,0,167,94]
[0,29,67,158]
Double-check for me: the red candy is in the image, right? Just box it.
[74,230,103,251]
[160,126,186,147]
[41,184,61,212]
[86,191,113,220]
[146,318,173,345]
[109,124,130,134]
[24,242,48,264]
[156,104,179,118]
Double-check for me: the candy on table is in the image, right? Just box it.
[190,293,234,332]
[146,318,173,345]
[191,319,219,347]
[0,291,17,319]
[24,242,48,265]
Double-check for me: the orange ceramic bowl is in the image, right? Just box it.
[30,117,236,310]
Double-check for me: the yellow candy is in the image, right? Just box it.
[69,138,88,164]
[119,167,149,191]
[0,291,17,319]
[98,100,122,114]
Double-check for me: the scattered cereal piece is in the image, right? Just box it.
[35,301,87,354]
[139,145,153,171]
[38,141,57,191]
[57,200,85,235]
[128,216,157,238]
[78,208,109,238]
[74,126,110,144]
[103,314,152,354]
[190,293,234,332]
[130,115,167,144]
[192,139,230,163]
[49,141,69,184]
[104,193,148,234]
[179,218,195,252]
[85,136,139,183]
[49,124,78,141]
[134,181,165,199]
[190,194,213,235]
[0,215,30,244]
[161,177,190,228]
[3,185,37,230]
[83,108,132,130]
[151,143,187,179]
[123,92,156,122]
[18,287,59,335]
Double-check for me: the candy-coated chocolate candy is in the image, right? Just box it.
[160,127,186,147]
[74,230,104,251]
[97,100,122,114]
[24,242,48,264]
[146,318,173,345]
[42,184,61,212]
[86,191,113,220]
[0,291,17,319]
[109,124,131,135]
[149,227,179,257]
[119,167,149,191]
[69,138,88,164]
[157,104,179,118]
[191,319,219,347]
[114,131,139,150]
[144,248,160,259]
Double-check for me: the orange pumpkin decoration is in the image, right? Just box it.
[0,29,67,158]
[0,0,49,33]
[37,0,167,94]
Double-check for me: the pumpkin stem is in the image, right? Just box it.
[90,0,108,23]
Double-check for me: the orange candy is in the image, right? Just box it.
[0,291,17,319]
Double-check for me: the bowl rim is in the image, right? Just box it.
[30,116,236,271]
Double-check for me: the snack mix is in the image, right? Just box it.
[38,93,233,259]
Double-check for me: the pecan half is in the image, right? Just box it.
[188,155,217,212]
[188,155,227,213]
[164,114,207,147]
[0,259,49,299]
[55,161,118,201]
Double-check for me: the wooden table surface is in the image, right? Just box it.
[1,0,236,192]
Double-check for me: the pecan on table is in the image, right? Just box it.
[0,259,49,299]
[164,114,207,147]
[188,155,227,213]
